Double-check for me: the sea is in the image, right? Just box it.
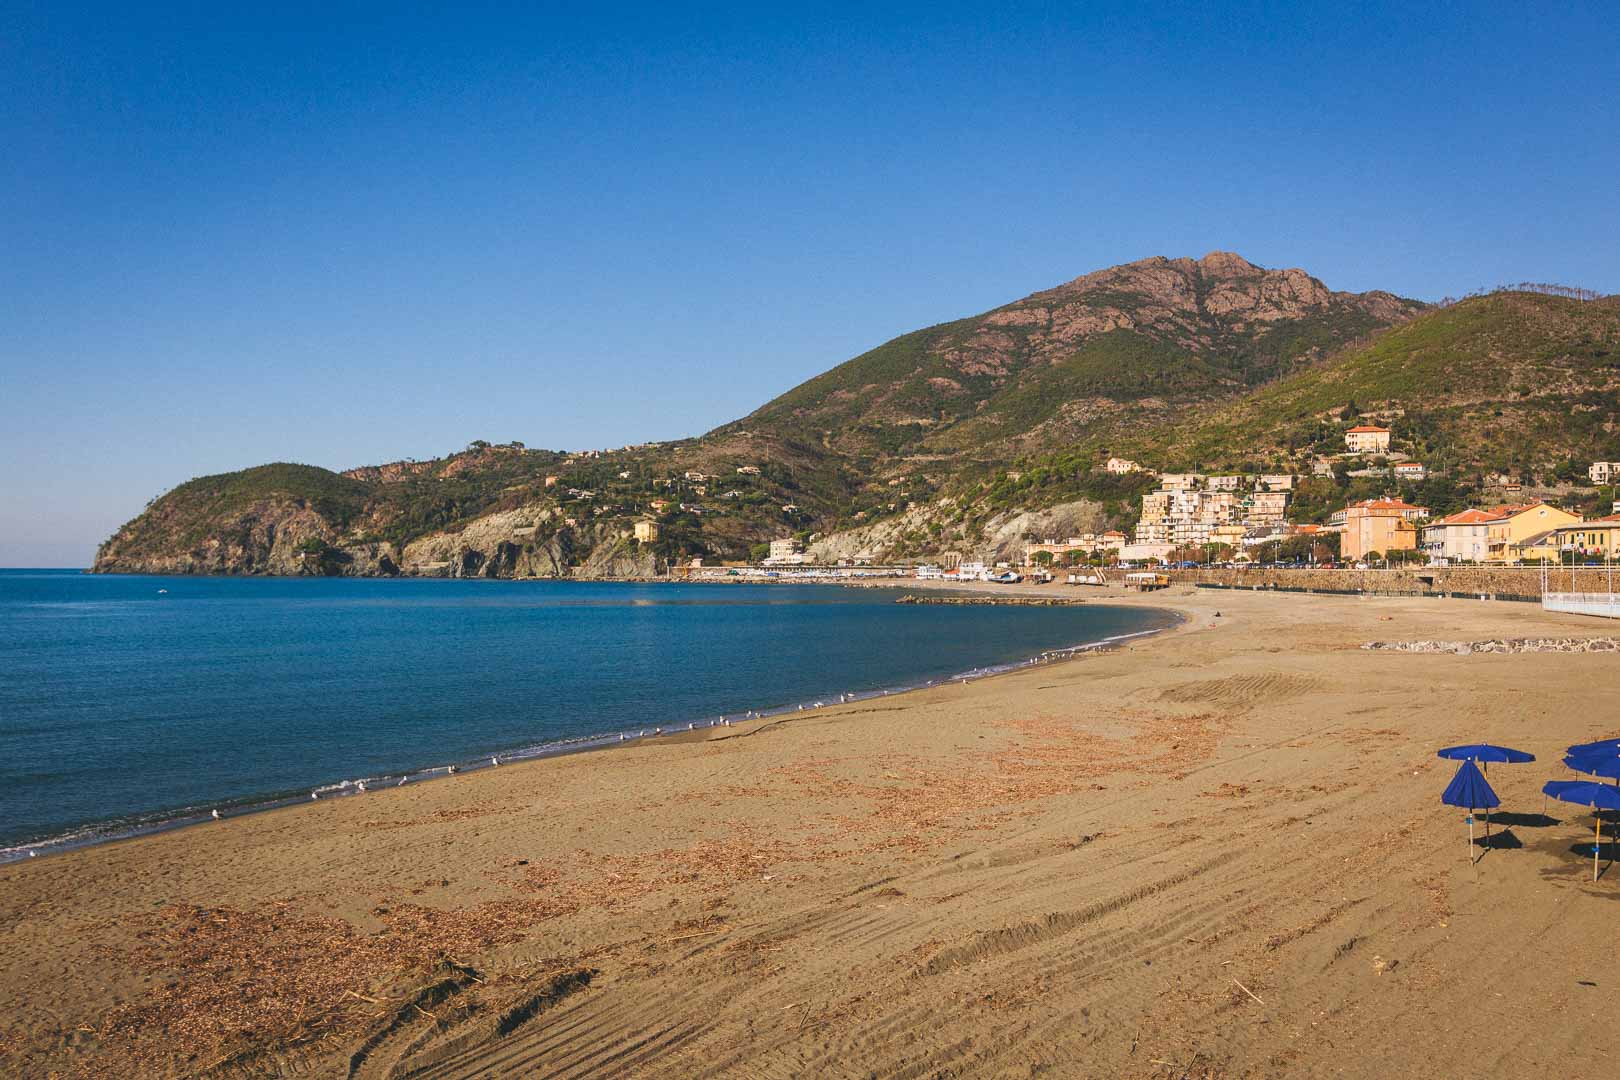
[0,570,1175,859]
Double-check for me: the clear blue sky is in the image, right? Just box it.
[4,2,1617,566]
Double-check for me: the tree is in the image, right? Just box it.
[1031,550,1055,567]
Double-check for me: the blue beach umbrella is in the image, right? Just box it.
[1441,760,1500,863]
[1563,754,1620,782]
[1568,737,1620,758]
[1542,781,1620,882]
[1437,744,1536,774]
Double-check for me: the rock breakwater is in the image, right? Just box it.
[1362,637,1620,655]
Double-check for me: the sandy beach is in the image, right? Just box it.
[3,585,1619,1078]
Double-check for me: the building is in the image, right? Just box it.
[1244,490,1291,527]
[1105,457,1144,474]
[764,537,807,565]
[1482,502,1582,563]
[1550,521,1620,559]
[1393,462,1427,481]
[1024,531,1129,565]
[1421,508,1493,564]
[1339,498,1430,560]
[1592,462,1619,485]
[1259,474,1297,491]
[1209,523,1248,551]
[633,520,659,543]
[736,465,762,476]
[544,475,558,488]
[1135,476,1291,547]
[1344,424,1391,453]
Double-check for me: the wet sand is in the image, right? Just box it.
[3,586,1619,1078]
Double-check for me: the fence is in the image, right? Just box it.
[1543,593,1620,619]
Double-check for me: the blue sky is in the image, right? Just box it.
[3,2,1617,566]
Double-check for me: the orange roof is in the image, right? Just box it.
[1347,497,1426,512]
[1346,424,1389,433]
[1479,500,1547,520]
[1436,508,1494,525]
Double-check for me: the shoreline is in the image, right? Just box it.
[0,589,1182,865]
[9,586,1618,1078]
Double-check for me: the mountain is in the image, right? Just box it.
[722,251,1422,462]
[92,255,1618,577]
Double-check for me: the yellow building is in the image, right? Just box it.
[1482,502,1581,563]
[1550,520,1620,559]
[633,520,659,543]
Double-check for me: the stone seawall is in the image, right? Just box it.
[1163,567,1616,600]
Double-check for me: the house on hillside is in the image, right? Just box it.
[1344,424,1391,453]
[1591,462,1619,485]
[1105,457,1144,474]
[633,520,659,543]
[1394,461,1427,481]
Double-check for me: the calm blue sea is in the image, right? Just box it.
[0,570,1173,856]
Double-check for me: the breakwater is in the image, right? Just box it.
[1363,637,1620,654]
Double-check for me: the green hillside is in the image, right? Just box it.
[93,259,1618,577]
[1155,291,1620,472]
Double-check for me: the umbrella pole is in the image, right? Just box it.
[1469,814,1475,864]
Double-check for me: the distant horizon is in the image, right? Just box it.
[5,3,1618,567]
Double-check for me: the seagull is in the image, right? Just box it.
[357,780,367,792]
[688,722,695,730]
[447,765,458,775]
[398,777,408,786]
[619,733,626,741]
[211,809,220,820]
[491,756,501,766]
[654,726,663,735]
[311,791,319,800]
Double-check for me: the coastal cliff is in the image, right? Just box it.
[93,478,662,579]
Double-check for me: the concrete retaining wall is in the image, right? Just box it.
[1165,567,1620,600]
